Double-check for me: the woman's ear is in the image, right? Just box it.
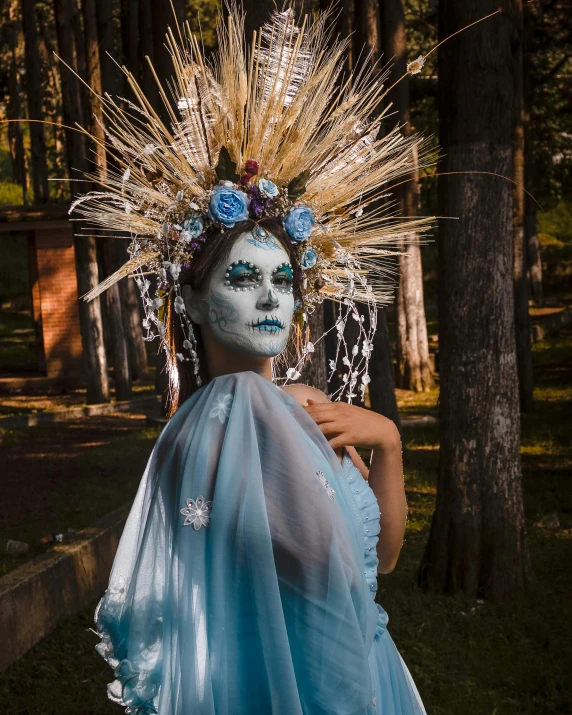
[181,284,207,325]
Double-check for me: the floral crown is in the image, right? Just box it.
[74,6,435,401]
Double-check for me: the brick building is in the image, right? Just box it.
[0,206,83,387]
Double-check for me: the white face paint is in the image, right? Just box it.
[186,232,295,358]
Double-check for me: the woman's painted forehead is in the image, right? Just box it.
[224,233,289,272]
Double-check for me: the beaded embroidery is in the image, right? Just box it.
[180,496,213,530]
[315,470,336,501]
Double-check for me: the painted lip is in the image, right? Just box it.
[248,315,285,332]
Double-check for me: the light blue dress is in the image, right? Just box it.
[94,371,426,714]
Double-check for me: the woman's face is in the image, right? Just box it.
[188,232,295,357]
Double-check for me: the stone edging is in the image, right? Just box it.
[0,502,131,672]
[0,394,161,430]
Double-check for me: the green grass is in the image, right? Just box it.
[0,421,161,578]
[0,330,570,714]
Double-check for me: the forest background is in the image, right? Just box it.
[0,0,570,713]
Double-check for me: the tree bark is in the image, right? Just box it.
[352,0,402,426]
[512,3,534,412]
[120,274,148,380]
[138,0,157,107]
[98,0,148,381]
[6,2,29,204]
[55,0,109,404]
[150,0,184,125]
[419,0,532,600]
[20,0,50,203]
[523,5,543,305]
[524,154,543,305]
[381,0,433,392]
[369,308,402,434]
[84,0,132,401]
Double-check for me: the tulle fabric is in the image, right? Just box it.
[95,371,380,714]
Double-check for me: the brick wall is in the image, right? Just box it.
[35,228,83,377]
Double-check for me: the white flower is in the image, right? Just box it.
[122,168,130,182]
[169,263,181,280]
[352,344,359,356]
[362,340,373,357]
[180,495,212,530]
[342,356,351,367]
[259,178,279,198]
[153,297,163,308]
[361,373,371,385]
[354,207,363,218]
[143,143,155,154]
[176,353,184,362]
[174,296,186,314]
[124,201,132,214]
[328,359,336,371]
[286,368,301,381]
[407,55,426,75]
[306,341,315,353]
[176,190,184,201]
[209,393,233,423]
[180,230,192,242]
[183,339,193,350]
[316,471,336,501]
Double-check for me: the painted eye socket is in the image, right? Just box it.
[272,265,293,287]
[226,264,259,287]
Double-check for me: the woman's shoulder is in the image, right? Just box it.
[281,383,330,407]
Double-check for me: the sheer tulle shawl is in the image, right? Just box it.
[95,371,379,714]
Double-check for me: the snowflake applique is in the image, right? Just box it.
[209,393,233,423]
[180,495,213,530]
[316,471,336,501]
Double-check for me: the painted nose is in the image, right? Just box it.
[256,288,279,310]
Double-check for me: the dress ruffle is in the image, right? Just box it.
[341,451,388,638]
[341,451,426,714]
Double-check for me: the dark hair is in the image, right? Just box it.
[165,217,302,415]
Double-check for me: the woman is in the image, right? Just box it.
[75,7,432,712]
[94,218,425,714]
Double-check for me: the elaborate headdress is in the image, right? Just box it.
[73,5,434,401]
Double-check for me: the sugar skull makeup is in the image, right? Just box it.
[186,233,295,357]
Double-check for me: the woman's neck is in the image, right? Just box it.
[201,327,273,382]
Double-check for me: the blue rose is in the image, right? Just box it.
[301,247,318,269]
[208,185,249,227]
[258,178,279,199]
[181,215,204,239]
[283,206,314,242]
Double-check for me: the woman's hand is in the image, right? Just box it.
[304,399,401,454]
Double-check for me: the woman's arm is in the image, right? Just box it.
[299,393,407,575]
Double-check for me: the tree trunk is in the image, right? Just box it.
[369,308,402,433]
[320,0,353,76]
[381,0,433,392]
[419,0,532,601]
[120,275,148,380]
[84,0,132,401]
[55,0,110,404]
[525,157,543,305]
[98,0,148,381]
[523,6,543,305]
[20,0,50,203]
[150,0,184,125]
[6,2,29,204]
[138,0,157,107]
[512,6,534,412]
[352,0,402,426]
